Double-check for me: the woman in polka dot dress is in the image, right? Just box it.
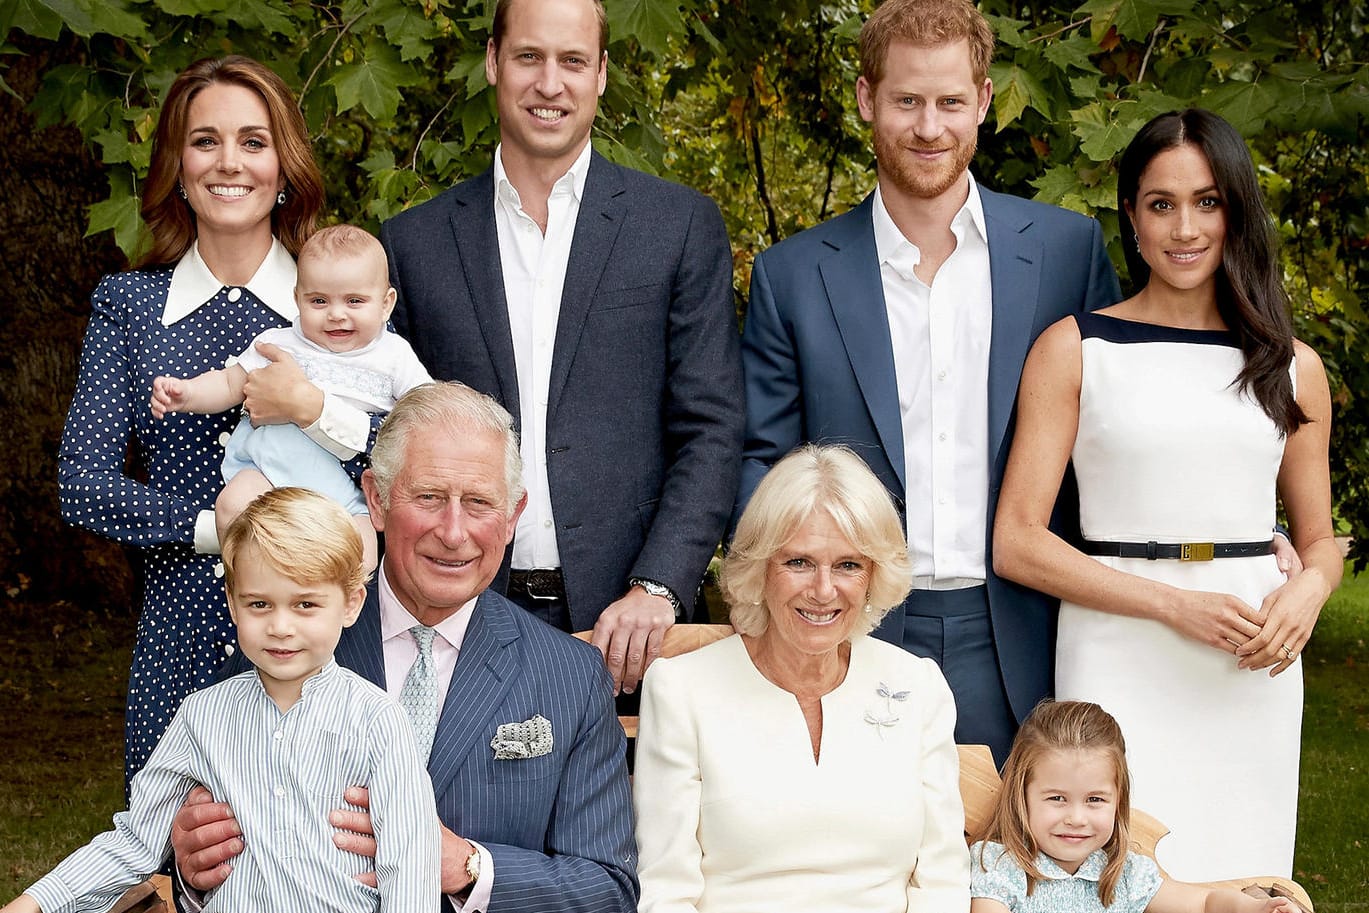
[57,56,325,786]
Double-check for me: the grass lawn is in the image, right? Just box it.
[1,574,1366,906]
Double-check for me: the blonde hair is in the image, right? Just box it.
[859,0,995,86]
[368,382,524,513]
[722,444,912,639]
[298,223,386,271]
[976,701,1132,906]
[221,487,367,593]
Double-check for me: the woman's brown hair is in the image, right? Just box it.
[138,55,323,267]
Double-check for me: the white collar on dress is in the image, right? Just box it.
[162,238,298,327]
[1035,848,1110,882]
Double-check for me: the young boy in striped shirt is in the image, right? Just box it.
[5,487,439,913]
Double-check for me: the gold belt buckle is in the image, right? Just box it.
[1180,542,1214,561]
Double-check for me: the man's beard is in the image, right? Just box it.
[872,120,977,200]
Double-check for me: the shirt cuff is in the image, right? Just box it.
[193,510,220,555]
[302,391,368,460]
[173,868,207,913]
[447,841,494,912]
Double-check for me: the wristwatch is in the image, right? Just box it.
[629,576,682,617]
[464,843,481,885]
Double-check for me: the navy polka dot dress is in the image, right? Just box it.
[57,265,289,786]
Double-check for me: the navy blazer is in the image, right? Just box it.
[738,186,1121,723]
[379,153,744,628]
[337,586,638,912]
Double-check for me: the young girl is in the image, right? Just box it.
[970,701,1302,913]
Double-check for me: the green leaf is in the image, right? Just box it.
[989,62,1051,130]
[986,14,1031,50]
[86,171,144,257]
[444,49,490,100]
[605,0,687,57]
[217,0,295,36]
[1041,35,1101,75]
[376,0,440,62]
[83,0,149,39]
[1071,99,1142,160]
[1030,164,1083,206]
[1201,79,1274,134]
[1077,0,1197,43]
[2,0,67,39]
[327,38,421,121]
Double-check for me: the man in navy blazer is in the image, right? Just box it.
[172,383,637,910]
[738,0,1119,764]
[378,0,743,696]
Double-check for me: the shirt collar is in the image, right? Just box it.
[871,172,988,270]
[1036,848,1109,882]
[163,238,298,327]
[376,563,478,652]
[249,656,340,704]
[492,140,593,211]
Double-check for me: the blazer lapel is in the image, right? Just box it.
[450,171,523,426]
[427,591,522,797]
[546,152,626,418]
[821,195,907,492]
[335,583,386,690]
[984,190,1045,467]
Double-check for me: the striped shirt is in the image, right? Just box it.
[27,661,440,913]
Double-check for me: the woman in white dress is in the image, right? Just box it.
[634,444,968,913]
[993,109,1341,881]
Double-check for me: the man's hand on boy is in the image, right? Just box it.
[171,786,241,890]
[331,785,476,893]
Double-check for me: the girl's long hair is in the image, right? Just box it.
[975,701,1131,906]
[1117,108,1307,435]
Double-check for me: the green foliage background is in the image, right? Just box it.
[2,0,1367,567]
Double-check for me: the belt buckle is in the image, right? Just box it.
[523,569,562,601]
[1180,542,1214,561]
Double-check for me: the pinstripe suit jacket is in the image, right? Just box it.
[335,585,638,912]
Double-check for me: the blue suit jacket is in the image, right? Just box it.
[335,586,637,912]
[379,153,744,628]
[738,186,1120,723]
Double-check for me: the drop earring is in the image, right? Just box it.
[276,189,287,206]
[1133,232,1140,249]
[177,183,187,200]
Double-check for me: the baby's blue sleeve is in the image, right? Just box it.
[969,840,1025,909]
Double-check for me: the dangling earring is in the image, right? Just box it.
[276,188,287,206]
[1133,232,1140,249]
[864,604,873,614]
[177,183,187,200]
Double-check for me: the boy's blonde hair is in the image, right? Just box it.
[976,700,1132,906]
[221,487,368,593]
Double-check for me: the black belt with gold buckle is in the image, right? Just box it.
[508,567,566,600]
[1081,539,1274,561]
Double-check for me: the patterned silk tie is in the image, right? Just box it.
[399,624,438,760]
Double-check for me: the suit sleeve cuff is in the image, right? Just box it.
[447,841,493,912]
[193,510,220,555]
[302,391,368,460]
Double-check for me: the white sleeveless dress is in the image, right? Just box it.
[1055,312,1300,881]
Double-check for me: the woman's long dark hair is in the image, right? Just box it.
[1117,108,1307,435]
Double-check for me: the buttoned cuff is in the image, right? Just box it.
[193,510,220,555]
[303,391,368,460]
[448,841,493,912]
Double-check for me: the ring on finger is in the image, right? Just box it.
[1280,643,1295,660]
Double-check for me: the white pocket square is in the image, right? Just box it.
[490,714,553,760]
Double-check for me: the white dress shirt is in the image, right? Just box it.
[492,140,593,570]
[376,567,492,912]
[873,176,993,584]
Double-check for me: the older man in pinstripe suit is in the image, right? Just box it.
[172,383,637,912]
